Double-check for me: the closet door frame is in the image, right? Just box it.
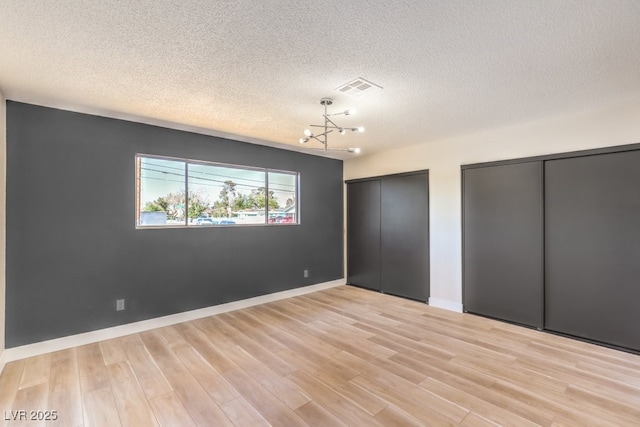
[545,151,640,352]
[461,141,640,353]
[380,172,430,301]
[462,161,544,329]
[346,169,430,300]
[346,179,382,291]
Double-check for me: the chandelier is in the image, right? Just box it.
[299,97,363,155]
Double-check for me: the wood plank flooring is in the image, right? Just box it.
[1,285,640,426]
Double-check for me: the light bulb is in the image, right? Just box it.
[304,129,312,137]
[345,108,356,115]
[299,137,308,144]
[356,126,365,133]
[354,147,361,154]
[339,128,346,135]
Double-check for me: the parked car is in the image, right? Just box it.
[218,219,236,225]
[195,217,218,225]
[269,215,294,224]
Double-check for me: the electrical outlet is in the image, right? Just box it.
[304,269,309,278]
[116,299,125,311]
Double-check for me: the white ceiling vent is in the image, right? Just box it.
[335,77,383,98]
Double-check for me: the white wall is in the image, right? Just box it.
[344,102,640,310]
[0,89,6,366]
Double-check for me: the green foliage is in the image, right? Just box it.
[143,194,182,220]
[187,191,210,219]
[214,181,279,215]
[217,180,237,218]
[144,198,167,212]
[268,194,279,209]
[246,187,279,210]
[143,181,284,220]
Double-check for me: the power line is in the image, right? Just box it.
[141,167,296,191]
[142,157,296,188]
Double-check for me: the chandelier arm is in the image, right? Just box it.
[310,129,333,144]
[309,125,358,132]
[323,115,342,130]
[313,130,333,137]
[310,124,344,130]
[306,147,356,152]
[298,97,361,155]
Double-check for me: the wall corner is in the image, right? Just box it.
[0,90,6,371]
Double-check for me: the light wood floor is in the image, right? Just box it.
[1,285,640,426]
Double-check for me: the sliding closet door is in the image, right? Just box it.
[463,162,543,328]
[545,151,640,351]
[380,173,429,301]
[347,180,381,291]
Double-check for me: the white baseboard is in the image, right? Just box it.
[1,279,345,368]
[428,297,463,313]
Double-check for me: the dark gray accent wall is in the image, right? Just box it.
[6,101,344,348]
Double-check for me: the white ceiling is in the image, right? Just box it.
[1,1,639,158]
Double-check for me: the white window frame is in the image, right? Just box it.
[135,154,299,228]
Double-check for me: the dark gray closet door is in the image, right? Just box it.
[380,173,429,301]
[545,151,640,351]
[463,162,543,328]
[347,180,381,291]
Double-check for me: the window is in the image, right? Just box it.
[267,171,298,224]
[137,157,186,226]
[136,155,299,227]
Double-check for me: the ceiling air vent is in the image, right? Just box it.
[335,77,383,98]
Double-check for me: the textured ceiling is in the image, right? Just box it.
[1,1,639,158]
